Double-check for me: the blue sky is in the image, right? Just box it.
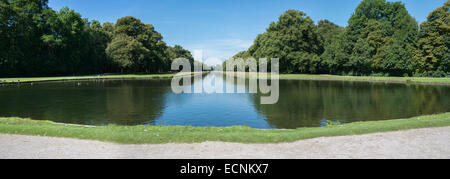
[49,0,447,65]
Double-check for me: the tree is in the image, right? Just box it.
[348,19,387,75]
[0,0,15,75]
[317,20,345,73]
[232,51,251,60]
[248,10,323,73]
[106,35,150,73]
[345,0,418,76]
[317,20,344,47]
[0,0,52,76]
[109,16,169,73]
[0,1,192,77]
[320,30,350,74]
[81,20,111,74]
[0,0,115,76]
[167,45,194,63]
[102,22,114,38]
[42,7,88,75]
[414,1,450,77]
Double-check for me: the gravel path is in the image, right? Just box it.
[1,127,449,159]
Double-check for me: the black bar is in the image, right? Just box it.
[1,159,443,177]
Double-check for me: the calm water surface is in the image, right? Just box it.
[0,73,449,129]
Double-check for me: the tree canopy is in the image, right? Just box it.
[344,0,419,76]
[1,0,449,77]
[0,0,194,77]
[247,10,323,73]
[414,1,450,77]
[231,0,449,77]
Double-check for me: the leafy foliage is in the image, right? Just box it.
[232,0,448,77]
[0,0,193,77]
[1,0,449,77]
[414,1,450,77]
[247,10,323,73]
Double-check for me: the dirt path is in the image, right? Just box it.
[1,127,449,159]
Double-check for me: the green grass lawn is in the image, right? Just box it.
[1,72,449,84]
[219,72,450,84]
[278,74,450,84]
[1,113,449,144]
[0,72,202,83]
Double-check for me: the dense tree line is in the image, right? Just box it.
[229,0,449,77]
[0,0,195,77]
[1,0,448,77]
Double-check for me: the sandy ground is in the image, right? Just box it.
[0,127,449,159]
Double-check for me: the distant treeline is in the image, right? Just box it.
[226,0,449,77]
[0,0,196,77]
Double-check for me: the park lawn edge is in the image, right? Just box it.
[0,113,449,144]
[278,74,450,85]
[0,72,203,83]
[223,72,450,84]
[1,73,449,84]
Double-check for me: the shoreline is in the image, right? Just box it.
[1,72,449,85]
[279,76,450,85]
[0,72,204,84]
[260,73,450,85]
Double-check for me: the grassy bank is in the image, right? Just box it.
[1,113,449,144]
[278,74,450,84]
[223,72,450,84]
[1,72,449,84]
[0,72,201,83]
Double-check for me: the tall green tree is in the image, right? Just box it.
[41,7,88,75]
[320,30,350,74]
[317,20,345,73]
[81,20,111,74]
[167,45,194,64]
[317,20,343,47]
[109,16,169,73]
[345,0,419,76]
[106,34,149,73]
[0,0,52,76]
[0,0,14,75]
[414,1,450,77]
[248,10,323,73]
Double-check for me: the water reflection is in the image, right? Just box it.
[154,72,271,128]
[0,80,171,125]
[253,80,450,128]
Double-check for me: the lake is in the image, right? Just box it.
[0,72,449,129]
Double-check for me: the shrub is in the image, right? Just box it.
[429,71,446,78]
